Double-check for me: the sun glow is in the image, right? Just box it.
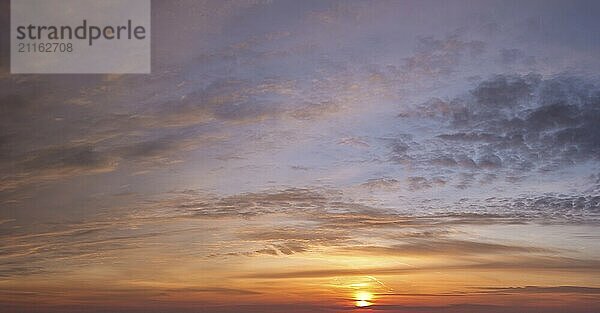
[354,291,374,307]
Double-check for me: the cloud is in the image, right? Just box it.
[403,35,485,76]
[360,178,400,190]
[1,2,599,312]
[0,187,545,277]
[363,302,600,313]
[479,286,600,295]
[153,78,294,126]
[2,186,596,279]
[164,287,261,295]
[393,74,600,189]
[1,186,598,313]
[21,145,116,172]
[470,73,539,108]
[0,130,221,191]
[366,303,504,313]
[0,144,118,192]
[290,101,344,120]
[239,254,600,280]
[340,239,551,257]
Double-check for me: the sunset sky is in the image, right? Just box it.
[1,0,600,312]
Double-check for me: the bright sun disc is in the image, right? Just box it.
[354,291,374,307]
[355,300,372,307]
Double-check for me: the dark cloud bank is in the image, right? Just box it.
[395,74,600,189]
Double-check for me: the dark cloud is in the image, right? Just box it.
[435,193,600,224]
[407,176,431,190]
[21,145,114,172]
[116,132,217,165]
[0,144,118,192]
[360,178,401,189]
[0,131,217,191]
[394,74,600,188]
[469,73,540,109]
[387,134,415,163]
[477,153,502,169]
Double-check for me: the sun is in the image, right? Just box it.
[354,291,374,307]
